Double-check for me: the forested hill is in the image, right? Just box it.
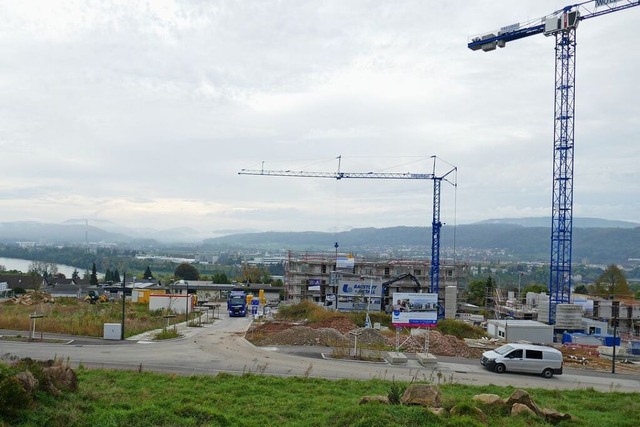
[203,224,640,265]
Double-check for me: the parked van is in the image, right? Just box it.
[481,343,563,378]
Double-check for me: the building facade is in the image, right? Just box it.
[284,251,468,313]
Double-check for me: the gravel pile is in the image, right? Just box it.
[346,328,388,348]
[386,330,484,358]
[247,320,483,358]
[252,325,350,347]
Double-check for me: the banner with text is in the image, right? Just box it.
[391,292,438,328]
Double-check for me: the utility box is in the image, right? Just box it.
[104,323,122,340]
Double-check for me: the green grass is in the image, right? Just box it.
[2,367,639,427]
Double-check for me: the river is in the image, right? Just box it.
[0,257,83,277]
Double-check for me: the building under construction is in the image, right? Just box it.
[284,251,468,317]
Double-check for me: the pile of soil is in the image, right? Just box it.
[251,325,349,347]
[247,319,483,358]
[383,330,485,358]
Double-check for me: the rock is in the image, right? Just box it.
[505,389,543,417]
[400,384,441,407]
[428,407,446,416]
[511,403,537,417]
[42,365,78,394]
[472,393,504,406]
[450,404,488,424]
[358,395,389,405]
[14,371,39,395]
[542,408,573,424]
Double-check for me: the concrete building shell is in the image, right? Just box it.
[284,251,468,312]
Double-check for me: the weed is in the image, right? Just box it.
[303,363,313,378]
[387,378,406,405]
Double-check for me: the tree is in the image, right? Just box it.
[238,264,272,284]
[71,269,80,281]
[573,284,589,295]
[592,264,632,298]
[113,269,121,283]
[465,279,487,307]
[28,261,58,278]
[90,263,99,287]
[211,273,230,284]
[175,263,200,281]
[143,266,154,280]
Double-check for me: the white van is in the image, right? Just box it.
[481,343,563,378]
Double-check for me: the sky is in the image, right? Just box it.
[1,0,638,237]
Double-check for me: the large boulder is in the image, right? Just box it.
[472,393,504,406]
[505,389,543,417]
[542,408,573,425]
[511,403,537,417]
[400,384,441,407]
[42,365,78,395]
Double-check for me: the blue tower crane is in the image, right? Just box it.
[238,156,456,316]
[468,0,639,325]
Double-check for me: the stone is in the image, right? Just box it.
[450,404,488,424]
[42,365,78,394]
[400,384,441,407]
[511,403,537,417]
[358,395,389,405]
[542,408,573,424]
[472,393,504,406]
[506,389,543,417]
[428,407,446,416]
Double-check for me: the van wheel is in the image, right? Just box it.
[542,368,554,379]
[494,364,506,374]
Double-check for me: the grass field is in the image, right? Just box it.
[1,365,639,427]
[0,295,185,337]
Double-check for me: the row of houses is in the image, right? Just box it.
[0,274,281,304]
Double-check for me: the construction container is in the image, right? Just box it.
[601,335,621,347]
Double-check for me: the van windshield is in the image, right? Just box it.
[494,344,514,355]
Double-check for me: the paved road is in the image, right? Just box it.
[2,315,639,392]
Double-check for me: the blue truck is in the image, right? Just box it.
[227,289,247,317]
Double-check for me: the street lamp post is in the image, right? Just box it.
[121,272,126,340]
[185,281,189,323]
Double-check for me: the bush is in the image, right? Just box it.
[0,363,33,419]
[436,319,486,339]
[347,311,391,328]
[276,300,334,323]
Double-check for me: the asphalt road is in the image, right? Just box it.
[1,314,639,393]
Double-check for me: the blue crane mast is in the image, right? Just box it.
[468,0,639,325]
[238,156,456,317]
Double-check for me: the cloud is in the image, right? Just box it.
[0,0,638,235]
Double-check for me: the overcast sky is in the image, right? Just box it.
[1,0,638,237]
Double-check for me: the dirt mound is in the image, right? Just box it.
[253,325,349,347]
[246,320,483,359]
[347,328,388,348]
[309,316,358,334]
[383,330,484,358]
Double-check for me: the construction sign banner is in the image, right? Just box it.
[391,292,438,327]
